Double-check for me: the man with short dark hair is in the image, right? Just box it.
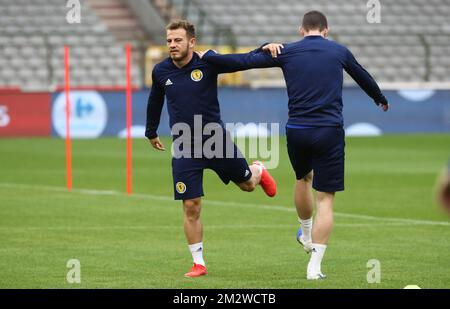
[198,11,389,280]
[146,20,277,278]
[302,10,328,32]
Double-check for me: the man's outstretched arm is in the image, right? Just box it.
[344,49,389,111]
[199,44,283,73]
[145,69,166,150]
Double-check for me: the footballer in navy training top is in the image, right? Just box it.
[145,20,277,278]
[197,10,389,280]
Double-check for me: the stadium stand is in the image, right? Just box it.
[0,0,157,90]
[0,0,449,90]
[163,0,450,85]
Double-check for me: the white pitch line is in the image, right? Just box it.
[0,222,422,232]
[0,182,449,227]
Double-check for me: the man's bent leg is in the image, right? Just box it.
[236,163,261,192]
[233,161,276,197]
[295,171,314,219]
[307,191,335,279]
[220,138,276,196]
[183,198,207,277]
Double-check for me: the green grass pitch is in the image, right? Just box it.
[0,134,449,288]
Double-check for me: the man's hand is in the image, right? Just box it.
[262,43,284,58]
[379,103,389,112]
[195,49,217,59]
[149,137,165,151]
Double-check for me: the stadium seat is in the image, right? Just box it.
[0,0,449,89]
[0,0,143,90]
[168,0,450,83]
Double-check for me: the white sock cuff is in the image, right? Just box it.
[298,217,313,225]
[312,243,327,250]
[254,163,263,174]
[188,242,203,252]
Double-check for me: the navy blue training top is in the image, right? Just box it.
[146,53,244,140]
[202,35,388,128]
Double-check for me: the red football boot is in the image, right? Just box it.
[253,161,277,197]
[184,263,208,278]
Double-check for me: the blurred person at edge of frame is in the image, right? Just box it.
[436,160,450,215]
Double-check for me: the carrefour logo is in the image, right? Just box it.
[52,91,107,138]
[75,98,94,118]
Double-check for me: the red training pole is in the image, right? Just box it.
[64,45,72,191]
[126,43,132,195]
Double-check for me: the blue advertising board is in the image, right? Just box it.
[51,87,450,137]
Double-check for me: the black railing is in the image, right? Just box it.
[418,34,431,82]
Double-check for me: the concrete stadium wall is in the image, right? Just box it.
[0,88,449,137]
